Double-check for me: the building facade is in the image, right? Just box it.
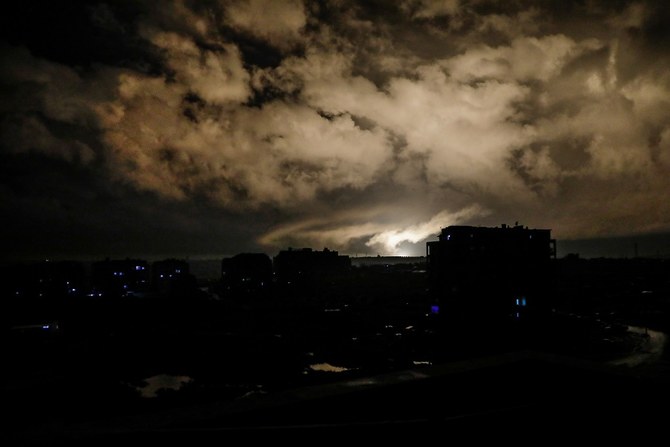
[427,224,556,319]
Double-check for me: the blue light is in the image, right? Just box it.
[521,297,527,306]
[430,305,440,314]
[42,325,50,330]
[515,298,520,306]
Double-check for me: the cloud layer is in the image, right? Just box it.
[2,0,670,258]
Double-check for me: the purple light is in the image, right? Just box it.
[430,305,440,314]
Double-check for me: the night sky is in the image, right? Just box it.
[2,0,670,260]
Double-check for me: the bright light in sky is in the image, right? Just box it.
[366,206,488,254]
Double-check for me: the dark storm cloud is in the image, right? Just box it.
[2,0,670,259]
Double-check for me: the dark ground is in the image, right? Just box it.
[3,258,670,444]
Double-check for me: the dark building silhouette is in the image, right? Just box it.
[221,253,272,295]
[3,261,86,330]
[91,259,150,297]
[151,258,196,297]
[427,224,556,319]
[7,260,87,300]
[273,248,351,291]
[351,256,426,268]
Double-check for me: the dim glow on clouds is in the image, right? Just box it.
[149,31,251,104]
[402,0,462,20]
[445,35,602,82]
[3,0,670,254]
[224,0,306,49]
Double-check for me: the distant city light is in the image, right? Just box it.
[413,360,432,366]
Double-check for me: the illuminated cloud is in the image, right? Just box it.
[259,204,489,255]
[223,0,306,50]
[2,0,670,258]
[149,31,251,104]
[402,0,462,19]
[366,205,490,254]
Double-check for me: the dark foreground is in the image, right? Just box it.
[4,301,670,445]
[4,258,670,444]
[9,349,670,444]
